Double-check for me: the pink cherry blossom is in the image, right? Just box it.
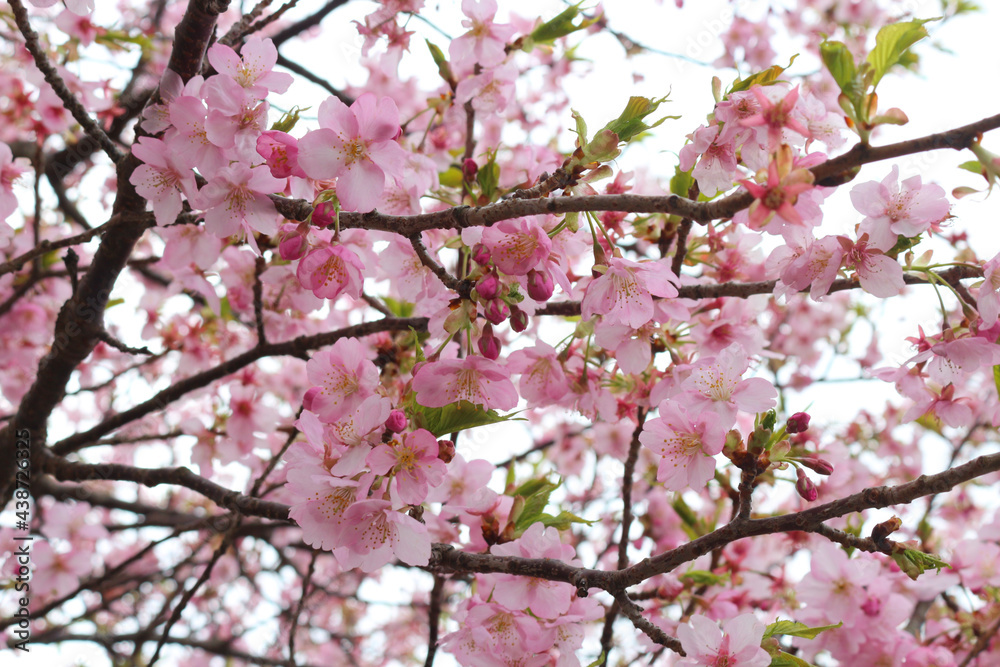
[977,251,1000,326]
[838,234,905,297]
[448,0,516,69]
[195,163,283,245]
[488,523,577,619]
[678,344,777,428]
[206,35,292,98]
[581,256,678,328]
[256,130,307,179]
[296,244,365,301]
[305,337,379,424]
[676,614,771,667]
[480,218,552,276]
[455,63,518,113]
[341,499,431,570]
[129,136,198,226]
[0,141,27,222]
[737,146,816,231]
[367,428,447,505]
[678,124,739,197]
[851,165,950,249]
[412,356,518,410]
[298,93,407,212]
[506,341,569,406]
[739,84,812,150]
[640,401,727,491]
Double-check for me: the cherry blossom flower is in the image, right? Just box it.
[455,63,518,113]
[976,251,1000,326]
[0,141,28,223]
[581,257,678,328]
[739,84,811,150]
[506,341,569,406]
[678,124,739,197]
[298,93,407,212]
[305,337,379,424]
[851,165,950,250]
[256,130,307,179]
[676,614,771,667]
[449,0,516,69]
[296,244,365,301]
[639,401,727,491]
[412,356,518,410]
[129,136,198,226]
[838,234,905,298]
[678,344,777,428]
[367,429,447,505]
[737,145,816,231]
[341,499,431,570]
[480,218,552,276]
[206,35,292,98]
[195,163,283,246]
[488,523,578,619]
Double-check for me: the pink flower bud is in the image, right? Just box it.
[302,386,321,412]
[509,306,529,333]
[800,456,834,476]
[385,409,408,433]
[437,439,456,463]
[462,158,478,180]
[312,201,338,227]
[526,268,554,302]
[787,412,811,434]
[279,230,307,261]
[476,272,501,300]
[471,243,491,266]
[795,467,818,502]
[483,298,510,325]
[478,323,501,360]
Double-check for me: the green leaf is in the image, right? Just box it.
[585,653,606,667]
[959,160,985,175]
[892,548,950,581]
[680,570,728,586]
[670,163,695,197]
[105,298,124,310]
[512,476,561,532]
[537,510,595,530]
[993,365,1000,398]
[769,651,814,667]
[866,18,938,89]
[477,150,502,201]
[570,108,589,146]
[440,166,464,188]
[383,297,414,318]
[763,620,842,641]
[528,3,599,46]
[599,95,674,145]
[729,55,798,94]
[426,39,455,84]
[271,106,308,133]
[819,41,859,99]
[412,400,516,437]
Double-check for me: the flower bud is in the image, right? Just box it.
[385,409,408,433]
[312,201,338,227]
[302,386,321,412]
[795,467,818,502]
[462,158,478,180]
[800,456,834,476]
[476,272,501,300]
[471,243,491,266]
[437,439,456,463]
[478,324,502,360]
[509,306,529,332]
[483,298,510,325]
[861,596,882,617]
[526,268,555,302]
[786,412,811,434]
[279,230,307,261]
